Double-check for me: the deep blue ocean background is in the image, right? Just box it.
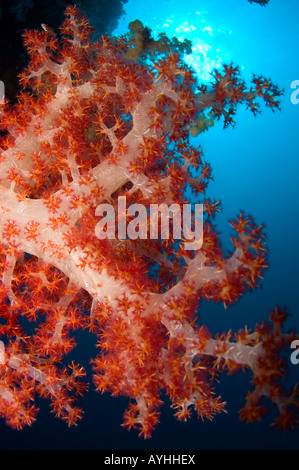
[0,0,298,450]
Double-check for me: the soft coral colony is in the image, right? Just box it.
[0,6,297,437]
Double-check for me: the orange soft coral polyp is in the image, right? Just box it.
[0,6,297,437]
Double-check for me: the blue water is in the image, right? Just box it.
[1,0,298,451]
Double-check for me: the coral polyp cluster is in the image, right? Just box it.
[0,7,297,436]
[249,0,270,6]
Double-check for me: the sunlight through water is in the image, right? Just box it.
[113,0,235,82]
